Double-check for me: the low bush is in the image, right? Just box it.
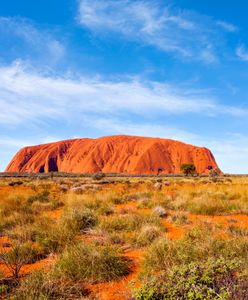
[33,217,76,254]
[134,258,248,300]
[150,194,174,210]
[0,242,44,279]
[137,197,151,209]
[54,243,130,282]
[0,197,33,219]
[27,191,50,204]
[135,225,162,247]
[0,284,8,297]
[175,191,241,215]
[13,270,86,300]
[2,197,61,233]
[180,163,196,176]
[31,198,64,213]
[152,206,167,217]
[6,224,36,243]
[92,172,106,181]
[109,232,126,245]
[99,212,161,233]
[124,192,152,202]
[170,212,189,225]
[65,194,114,216]
[142,226,248,274]
[173,188,248,215]
[62,208,98,232]
[228,225,248,237]
[98,203,114,216]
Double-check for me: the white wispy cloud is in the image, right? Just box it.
[0,61,246,127]
[0,17,65,65]
[236,44,248,61]
[216,20,238,32]
[78,0,237,63]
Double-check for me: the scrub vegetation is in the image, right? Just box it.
[0,175,248,299]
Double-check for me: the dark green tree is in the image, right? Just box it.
[92,172,106,181]
[180,163,196,176]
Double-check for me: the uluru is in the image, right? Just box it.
[5,135,219,174]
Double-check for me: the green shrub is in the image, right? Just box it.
[99,213,161,233]
[31,198,64,213]
[228,225,248,237]
[0,284,8,296]
[109,232,125,245]
[62,208,98,232]
[33,217,76,254]
[65,195,113,216]
[153,206,167,217]
[27,191,50,204]
[0,242,43,279]
[175,191,241,215]
[6,223,37,243]
[135,225,162,247]
[78,197,114,216]
[98,203,114,215]
[142,226,248,274]
[33,208,98,255]
[124,192,152,202]
[54,243,130,282]
[149,194,175,211]
[137,197,152,209]
[0,196,42,230]
[180,164,196,176]
[171,212,189,225]
[92,172,106,181]
[134,258,247,300]
[0,197,33,218]
[110,195,129,205]
[100,215,135,232]
[106,191,148,205]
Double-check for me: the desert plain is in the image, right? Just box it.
[0,173,248,299]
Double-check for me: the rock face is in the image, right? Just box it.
[5,135,219,174]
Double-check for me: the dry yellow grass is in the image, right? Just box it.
[0,175,247,299]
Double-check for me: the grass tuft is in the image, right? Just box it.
[54,243,130,282]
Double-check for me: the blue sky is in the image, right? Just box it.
[0,0,248,173]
